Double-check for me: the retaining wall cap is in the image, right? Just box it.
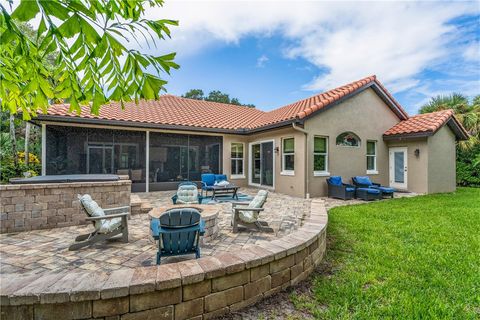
[0,180,131,191]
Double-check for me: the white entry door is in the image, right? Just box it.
[389,147,408,190]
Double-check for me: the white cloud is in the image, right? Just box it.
[142,0,478,93]
[463,42,480,61]
[256,54,269,68]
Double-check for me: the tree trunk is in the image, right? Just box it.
[24,122,30,165]
[9,113,18,165]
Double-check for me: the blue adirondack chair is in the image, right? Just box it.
[150,208,205,264]
[352,176,395,198]
[201,174,228,197]
[171,182,203,204]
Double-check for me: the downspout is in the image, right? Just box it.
[292,122,309,199]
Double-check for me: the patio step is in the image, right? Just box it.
[130,194,153,215]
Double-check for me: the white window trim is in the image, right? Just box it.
[281,137,295,175]
[366,140,377,174]
[230,142,245,178]
[313,136,329,176]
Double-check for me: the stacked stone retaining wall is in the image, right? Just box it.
[0,178,131,233]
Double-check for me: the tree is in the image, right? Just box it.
[0,0,179,119]
[182,89,255,107]
[205,90,231,104]
[182,89,204,100]
[419,93,479,150]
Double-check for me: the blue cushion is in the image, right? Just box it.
[329,176,342,186]
[201,174,216,186]
[215,174,227,182]
[357,187,380,194]
[355,176,372,186]
[378,186,395,193]
[345,187,355,192]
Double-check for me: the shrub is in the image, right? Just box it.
[0,152,41,183]
[456,146,480,187]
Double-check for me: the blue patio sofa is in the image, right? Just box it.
[326,176,355,200]
[352,176,395,199]
[201,174,227,197]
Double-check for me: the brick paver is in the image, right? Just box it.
[0,188,310,276]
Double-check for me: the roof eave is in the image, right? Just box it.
[383,131,433,141]
[33,114,250,135]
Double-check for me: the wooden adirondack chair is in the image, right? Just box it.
[150,208,205,264]
[232,190,273,233]
[69,195,130,251]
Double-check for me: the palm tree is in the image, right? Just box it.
[419,93,480,150]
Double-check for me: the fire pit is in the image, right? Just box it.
[148,204,221,242]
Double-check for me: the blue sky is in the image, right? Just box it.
[144,1,480,115]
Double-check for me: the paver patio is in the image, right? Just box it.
[0,188,311,275]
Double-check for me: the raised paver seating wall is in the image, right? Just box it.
[0,200,327,320]
[0,178,131,234]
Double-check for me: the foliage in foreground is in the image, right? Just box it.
[292,188,480,319]
[0,0,179,118]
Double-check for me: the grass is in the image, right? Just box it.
[292,187,480,319]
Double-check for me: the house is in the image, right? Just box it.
[32,75,468,197]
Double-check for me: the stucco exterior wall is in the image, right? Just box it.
[222,134,250,188]
[386,138,429,194]
[427,125,457,193]
[247,128,306,198]
[304,88,401,197]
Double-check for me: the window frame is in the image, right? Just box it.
[313,136,330,176]
[336,131,361,148]
[230,142,245,179]
[281,137,295,175]
[366,140,378,174]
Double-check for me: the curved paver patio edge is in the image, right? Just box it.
[0,199,328,320]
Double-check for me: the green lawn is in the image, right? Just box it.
[292,187,480,319]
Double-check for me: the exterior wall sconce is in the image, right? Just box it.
[414,149,420,157]
[274,147,280,154]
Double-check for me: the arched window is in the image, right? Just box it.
[336,132,361,147]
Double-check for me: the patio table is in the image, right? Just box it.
[211,184,239,201]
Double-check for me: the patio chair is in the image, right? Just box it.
[352,176,395,198]
[232,190,273,233]
[172,181,203,204]
[355,187,382,201]
[201,174,228,197]
[150,208,205,264]
[69,194,130,251]
[326,176,355,200]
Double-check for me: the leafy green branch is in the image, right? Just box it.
[0,0,179,119]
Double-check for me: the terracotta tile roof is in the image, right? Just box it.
[249,75,408,128]
[383,109,467,137]
[42,75,409,132]
[45,96,265,130]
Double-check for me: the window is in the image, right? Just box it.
[366,140,377,173]
[336,132,360,147]
[314,136,329,175]
[282,138,295,174]
[231,142,244,177]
